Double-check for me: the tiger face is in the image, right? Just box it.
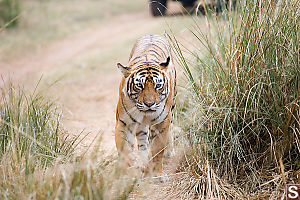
[117,57,170,114]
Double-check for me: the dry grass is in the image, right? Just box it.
[170,0,300,199]
[2,0,298,198]
[0,83,138,199]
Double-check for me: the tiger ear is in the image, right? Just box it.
[160,56,170,68]
[117,63,131,78]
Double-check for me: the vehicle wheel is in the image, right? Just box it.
[182,0,195,8]
[181,0,195,14]
[149,0,167,17]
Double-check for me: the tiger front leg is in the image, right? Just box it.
[149,117,171,182]
[115,120,137,169]
[136,125,150,172]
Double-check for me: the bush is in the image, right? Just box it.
[0,0,20,28]
[171,0,299,198]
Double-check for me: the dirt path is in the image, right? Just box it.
[0,11,151,85]
[0,2,184,155]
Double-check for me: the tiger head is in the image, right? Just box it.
[117,57,170,114]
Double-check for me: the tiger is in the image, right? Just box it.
[114,34,177,182]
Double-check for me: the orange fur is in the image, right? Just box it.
[115,35,176,181]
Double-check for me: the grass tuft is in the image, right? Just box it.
[0,83,137,199]
[0,83,76,198]
[0,83,76,166]
[170,0,299,198]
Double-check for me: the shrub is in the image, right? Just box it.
[171,0,299,198]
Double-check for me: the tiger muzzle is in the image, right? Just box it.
[144,100,155,108]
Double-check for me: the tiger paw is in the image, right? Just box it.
[136,157,149,173]
[127,165,142,178]
[152,173,169,183]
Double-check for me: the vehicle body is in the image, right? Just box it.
[149,0,236,16]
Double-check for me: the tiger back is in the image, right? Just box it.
[115,34,176,182]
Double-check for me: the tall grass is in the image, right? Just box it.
[171,0,299,198]
[0,83,75,197]
[0,83,136,199]
[0,83,76,165]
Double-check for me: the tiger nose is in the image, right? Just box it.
[144,101,155,107]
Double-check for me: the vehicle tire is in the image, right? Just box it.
[182,0,195,8]
[149,0,167,17]
[182,0,195,14]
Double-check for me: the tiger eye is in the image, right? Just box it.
[156,84,162,90]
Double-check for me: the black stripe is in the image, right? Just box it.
[119,119,127,126]
[150,53,159,60]
[127,76,133,93]
[124,136,134,149]
[132,59,143,66]
[160,83,169,101]
[160,94,166,101]
[130,91,138,95]
[121,97,137,123]
[130,81,139,93]
[149,49,161,58]
[149,59,159,64]
[138,71,148,76]
[151,71,160,76]
[136,131,147,137]
[138,144,147,150]
[134,60,162,68]
[150,34,153,42]
[152,103,166,122]
[136,67,160,74]
[119,129,126,134]
[149,134,157,140]
[130,94,138,100]
[133,86,139,93]
[131,56,143,62]
[150,53,159,59]
[152,44,167,58]
[139,62,151,66]
[171,104,175,111]
[137,70,160,80]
